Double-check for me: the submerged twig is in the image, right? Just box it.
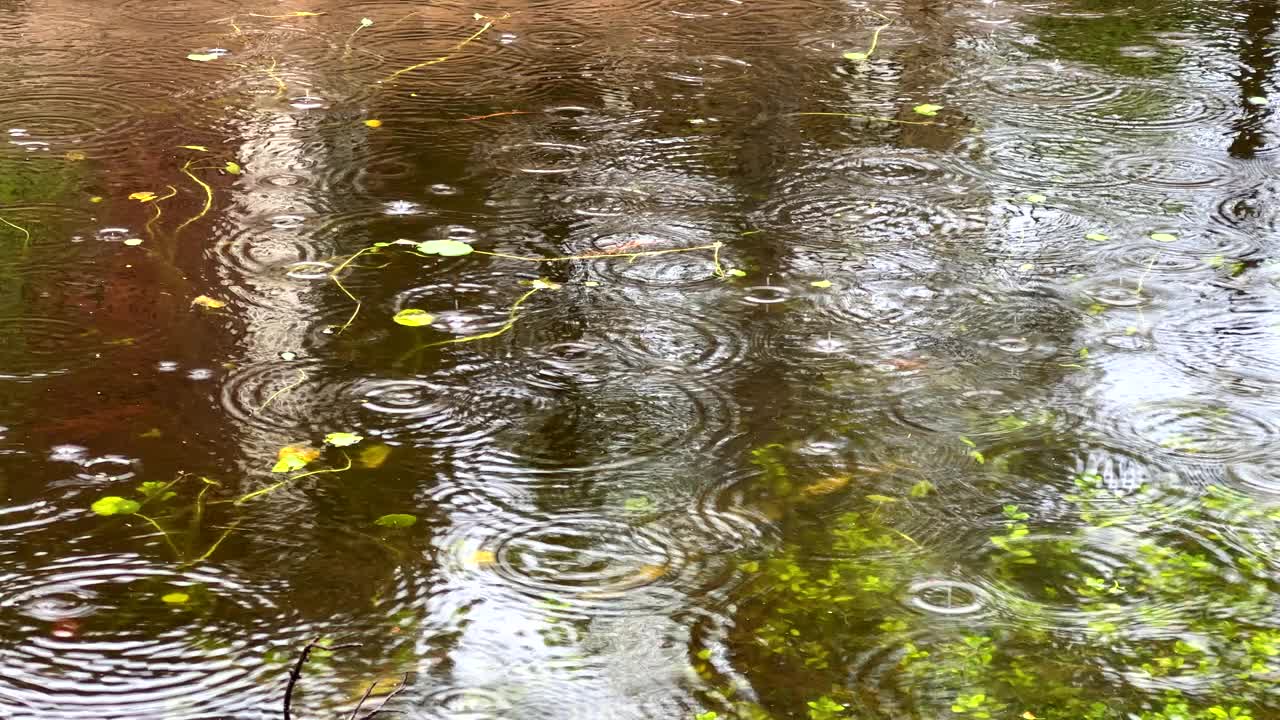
[351,673,411,720]
[0,216,31,247]
[284,637,362,720]
[379,13,508,84]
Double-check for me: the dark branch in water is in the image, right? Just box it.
[284,637,362,720]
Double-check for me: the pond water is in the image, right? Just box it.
[1,0,1279,718]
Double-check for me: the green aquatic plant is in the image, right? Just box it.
[842,11,892,62]
[91,495,140,516]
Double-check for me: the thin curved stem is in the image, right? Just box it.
[255,369,307,414]
[470,242,722,264]
[234,454,353,506]
[0,217,31,247]
[175,161,213,238]
[330,247,379,333]
[144,185,178,239]
[379,14,507,84]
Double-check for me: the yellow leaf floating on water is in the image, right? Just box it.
[392,308,435,327]
[469,550,496,568]
[363,119,382,128]
[801,475,851,497]
[271,445,319,473]
[323,432,362,447]
[65,150,86,161]
[187,53,220,62]
[191,295,227,309]
[129,191,157,202]
[224,161,241,175]
[123,238,144,246]
[359,444,391,469]
[180,145,209,151]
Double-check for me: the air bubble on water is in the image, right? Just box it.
[49,445,89,463]
[383,200,422,216]
[906,578,988,616]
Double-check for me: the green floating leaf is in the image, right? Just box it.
[374,513,417,528]
[727,268,746,277]
[92,496,140,516]
[910,479,935,498]
[392,308,435,327]
[1150,232,1178,242]
[1086,232,1110,242]
[913,103,943,116]
[810,279,832,288]
[224,161,241,175]
[416,239,474,256]
[186,53,219,62]
[161,592,190,604]
[1025,193,1046,204]
[842,52,868,61]
[623,496,653,513]
[138,481,177,502]
[324,432,363,447]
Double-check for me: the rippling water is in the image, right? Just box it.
[1,0,1279,718]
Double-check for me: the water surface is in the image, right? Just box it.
[1,0,1279,718]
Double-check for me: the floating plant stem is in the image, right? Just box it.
[235,454,353,505]
[175,160,214,238]
[247,11,325,18]
[426,286,542,348]
[135,513,182,559]
[143,185,178,239]
[460,110,532,121]
[188,519,241,565]
[0,216,31,247]
[265,57,287,97]
[330,246,380,333]
[843,11,893,61]
[470,241,723,266]
[344,17,373,57]
[380,13,508,84]
[255,369,307,414]
[791,112,936,126]
[1135,252,1161,295]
